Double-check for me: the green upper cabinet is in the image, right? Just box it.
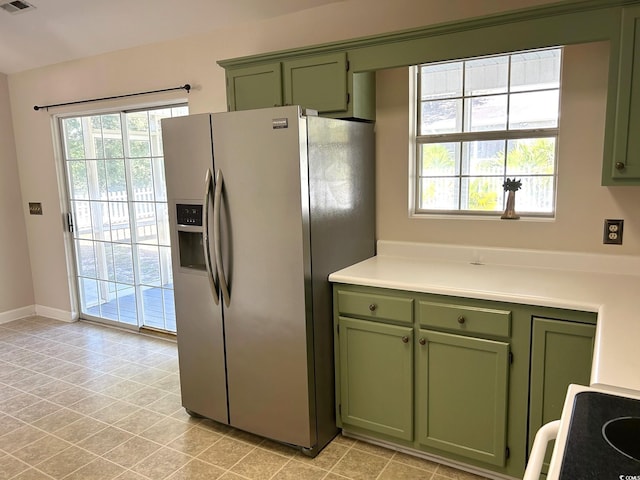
[226,63,282,111]
[416,329,510,467]
[221,52,375,120]
[528,317,595,473]
[337,316,414,441]
[283,52,348,114]
[603,6,640,185]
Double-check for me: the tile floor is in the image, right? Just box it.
[0,316,489,480]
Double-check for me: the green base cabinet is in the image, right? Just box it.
[417,329,510,467]
[603,5,640,185]
[332,283,596,479]
[337,317,413,441]
[527,317,596,474]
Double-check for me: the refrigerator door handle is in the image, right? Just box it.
[203,168,220,305]
[213,169,231,307]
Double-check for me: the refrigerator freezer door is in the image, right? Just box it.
[161,114,229,423]
[211,106,314,447]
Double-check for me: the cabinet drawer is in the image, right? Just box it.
[337,290,413,324]
[418,301,511,337]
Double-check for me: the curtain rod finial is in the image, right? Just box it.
[184,84,191,92]
[33,105,40,111]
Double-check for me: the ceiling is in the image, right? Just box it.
[0,0,343,75]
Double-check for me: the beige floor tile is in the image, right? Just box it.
[226,427,265,446]
[114,471,150,480]
[0,453,30,480]
[352,440,395,459]
[124,385,168,408]
[77,426,133,455]
[10,468,54,480]
[90,401,140,425]
[47,385,93,407]
[130,446,191,479]
[219,473,255,480]
[103,435,162,469]
[167,458,226,480]
[100,379,146,398]
[139,416,194,444]
[151,373,180,392]
[271,459,328,480]
[0,412,26,435]
[113,408,163,434]
[54,415,107,443]
[434,464,490,480]
[295,441,349,470]
[145,393,183,416]
[68,393,116,415]
[197,437,255,470]
[0,392,41,415]
[166,425,223,456]
[12,400,62,423]
[258,439,298,458]
[37,445,97,479]
[31,408,84,433]
[63,457,126,480]
[193,417,233,435]
[129,367,172,386]
[379,460,435,479]
[0,425,47,453]
[12,434,71,465]
[230,447,290,480]
[27,379,74,398]
[331,448,390,480]
[0,384,22,402]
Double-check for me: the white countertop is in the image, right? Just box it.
[329,241,640,393]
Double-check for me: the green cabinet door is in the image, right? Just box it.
[338,317,413,441]
[604,6,640,184]
[226,63,282,111]
[528,317,595,473]
[417,329,510,467]
[283,52,348,114]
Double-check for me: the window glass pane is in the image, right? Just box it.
[421,62,463,100]
[105,159,127,199]
[87,160,108,201]
[72,201,92,240]
[127,112,150,158]
[461,140,505,175]
[465,95,508,132]
[156,203,170,246]
[68,161,89,200]
[419,178,459,210]
[513,176,554,213]
[420,143,460,176]
[420,99,462,134]
[109,201,130,243]
[135,202,158,245]
[506,138,556,175]
[152,158,167,202]
[461,177,504,211]
[116,284,137,325]
[511,49,561,92]
[91,202,111,242]
[465,56,508,96]
[149,109,172,156]
[131,158,153,192]
[113,244,134,284]
[63,118,86,159]
[76,240,97,278]
[509,90,559,130]
[138,245,161,286]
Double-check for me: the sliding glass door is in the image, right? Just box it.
[61,105,187,332]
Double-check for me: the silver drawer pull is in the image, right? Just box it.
[368,304,377,312]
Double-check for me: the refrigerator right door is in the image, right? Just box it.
[211,106,314,447]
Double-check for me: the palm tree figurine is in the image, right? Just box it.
[501,178,522,220]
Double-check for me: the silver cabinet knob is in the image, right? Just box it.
[368,304,377,312]
[401,336,409,343]
[457,315,466,324]
[615,162,626,171]
[419,338,426,346]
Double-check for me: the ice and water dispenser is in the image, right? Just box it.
[176,203,206,271]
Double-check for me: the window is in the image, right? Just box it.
[61,104,188,332]
[412,48,562,216]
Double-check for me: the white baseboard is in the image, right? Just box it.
[0,305,37,324]
[34,305,77,323]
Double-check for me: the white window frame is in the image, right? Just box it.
[409,47,563,219]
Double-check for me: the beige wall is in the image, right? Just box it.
[0,73,34,319]
[5,0,638,318]
[376,41,640,253]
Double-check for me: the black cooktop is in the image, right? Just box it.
[559,391,640,479]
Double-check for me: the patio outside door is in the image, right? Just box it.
[60,104,188,332]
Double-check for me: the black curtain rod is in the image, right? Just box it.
[34,84,191,111]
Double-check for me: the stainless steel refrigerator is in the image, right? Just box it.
[161,106,375,455]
